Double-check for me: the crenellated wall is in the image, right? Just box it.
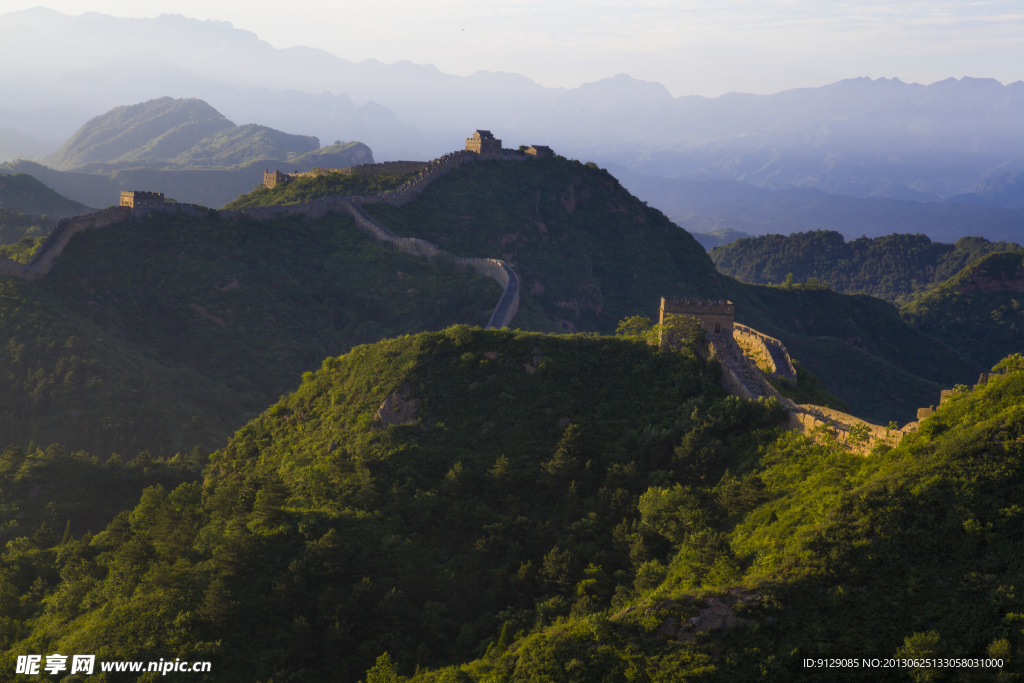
[733,323,797,381]
[279,161,431,185]
[365,151,480,207]
[338,201,443,257]
[456,256,520,329]
[788,404,903,455]
[660,297,735,339]
[338,161,429,177]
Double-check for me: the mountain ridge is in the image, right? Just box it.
[1,96,375,207]
[2,323,1020,681]
[44,96,322,171]
[2,9,1021,206]
[0,144,988,434]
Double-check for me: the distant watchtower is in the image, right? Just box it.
[525,145,553,158]
[120,190,165,219]
[264,169,290,190]
[119,190,164,210]
[466,130,502,155]
[659,297,734,339]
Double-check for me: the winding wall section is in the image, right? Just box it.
[707,323,904,455]
[0,151,523,328]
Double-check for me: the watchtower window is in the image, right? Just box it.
[714,323,721,334]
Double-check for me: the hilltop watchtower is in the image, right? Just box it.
[120,190,164,210]
[264,169,290,190]
[525,145,553,158]
[659,297,734,339]
[466,130,502,155]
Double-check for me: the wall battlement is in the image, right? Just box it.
[264,162,430,189]
[120,190,164,207]
[263,170,289,189]
[788,405,903,456]
[915,371,999,423]
[0,206,133,281]
[733,322,798,381]
[659,297,734,338]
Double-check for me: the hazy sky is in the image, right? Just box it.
[7,1,1024,96]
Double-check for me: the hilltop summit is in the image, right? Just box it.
[44,97,326,171]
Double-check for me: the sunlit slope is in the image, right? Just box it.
[9,327,1022,681]
[903,249,1024,368]
[412,357,1024,681]
[0,326,784,681]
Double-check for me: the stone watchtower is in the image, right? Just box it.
[264,169,290,190]
[659,297,734,339]
[465,130,502,155]
[119,190,165,219]
[119,190,164,210]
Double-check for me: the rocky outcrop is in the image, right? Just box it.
[373,383,421,428]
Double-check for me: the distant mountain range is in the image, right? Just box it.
[616,170,1024,243]
[2,8,1022,214]
[0,97,373,208]
[44,97,321,172]
[0,172,91,217]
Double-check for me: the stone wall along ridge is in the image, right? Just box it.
[0,206,133,280]
[666,304,903,455]
[788,403,902,455]
[3,144,531,326]
[364,151,479,207]
[733,322,797,381]
[1,193,521,328]
[461,257,519,329]
[284,160,430,185]
[338,201,520,327]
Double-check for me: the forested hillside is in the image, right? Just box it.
[1,327,1020,681]
[0,173,90,219]
[0,326,779,681]
[903,250,1024,368]
[3,97,374,208]
[415,352,1024,682]
[44,97,323,172]
[1,154,988,436]
[709,230,1019,304]
[0,127,1020,683]
[0,209,53,257]
[0,211,499,456]
[360,157,981,422]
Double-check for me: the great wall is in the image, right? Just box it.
[0,129,954,453]
[659,297,913,455]
[0,130,530,328]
